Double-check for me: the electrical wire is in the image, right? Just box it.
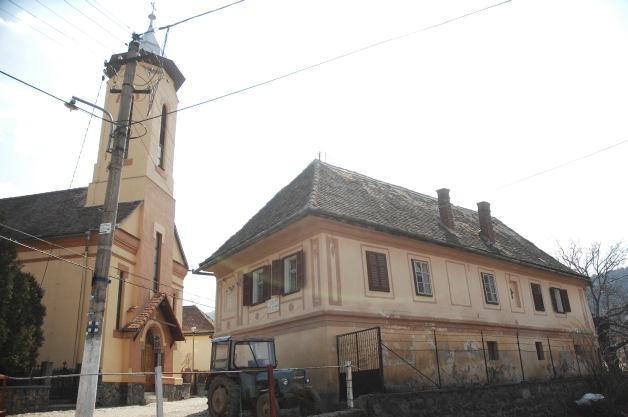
[7,0,103,58]
[84,0,131,34]
[0,70,65,103]
[152,0,244,32]
[0,7,87,60]
[0,233,215,309]
[63,0,127,45]
[35,0,117,54]
[91,0,131,31]
[0,222,216,304]
[133,0,512,126]
[492,138,628,191]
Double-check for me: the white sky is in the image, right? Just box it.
[1,0,627,312]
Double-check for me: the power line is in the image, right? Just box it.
[0,7,87,60]
[152,0,244,32]
[134,0,512,126]
[35,0,117,54]
[0,69,65,103]
[91,0,131,31]
[493,138,628,191]
[7,0,103,58]
[63,0,127,45]
[84,0,131,34]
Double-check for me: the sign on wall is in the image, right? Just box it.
[268,297,279,313]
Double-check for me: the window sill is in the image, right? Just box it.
[282,290,300,297]
[416,292,433,297]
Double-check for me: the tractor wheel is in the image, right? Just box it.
[255,393,280,417]
[207,375,240,417]
[298,387,322,417]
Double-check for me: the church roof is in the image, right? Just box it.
[0,187,142,240]
[199,160,583,280]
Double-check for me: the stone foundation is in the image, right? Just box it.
[163,383,191,401]
[355,377,597,417]
[4,386,50,415]
[96,382,145,406]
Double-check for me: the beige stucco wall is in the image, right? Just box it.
[207,216,596,397]
[179,333,213,372]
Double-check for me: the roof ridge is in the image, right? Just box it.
[307,159,321,208]
[0,187,87,202]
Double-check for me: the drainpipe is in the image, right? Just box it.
[73,231,91,367]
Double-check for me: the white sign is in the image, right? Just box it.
[226,293,233,310]
[268,297,279,313]
[99,223,112,234]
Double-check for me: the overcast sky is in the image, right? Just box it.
[1,0,627,311]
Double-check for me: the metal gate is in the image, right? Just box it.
[337,327,384,400]
[49,364,80,404]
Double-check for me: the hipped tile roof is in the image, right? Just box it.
[0,187,142,239]
[122,293,185,341]
[182,305,215,334]
[200,160,582,280]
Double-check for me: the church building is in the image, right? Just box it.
[0,13,189,406]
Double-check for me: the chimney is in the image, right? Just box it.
[477,201,495,243]
[436,188,455,230]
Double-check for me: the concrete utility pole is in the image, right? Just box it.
[75,36,140,417]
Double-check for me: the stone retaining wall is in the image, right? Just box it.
[354,378,596,417]
[4,386,50,415]
[97,382,145,406]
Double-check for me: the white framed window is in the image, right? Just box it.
[284,255,298,294]
[482,272,499,304]
[252,268,265,305]
[412,260,432,296]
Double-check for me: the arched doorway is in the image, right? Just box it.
[142,327,161,392]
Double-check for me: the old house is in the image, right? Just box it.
[196,160,595,406]
[0,16,188,405]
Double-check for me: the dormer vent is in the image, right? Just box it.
[436,188,455,230]
[477,201,495,243]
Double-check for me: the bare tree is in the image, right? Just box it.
[556,240,628,371]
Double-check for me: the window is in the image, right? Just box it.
[153,233,161,291]
[252,268,265,304]
[158,104,166,167]
[535,342,545,360]
[233,341,276,368]
[549,287,571,313]
[487,341,498,360]
[412,260,432,296]
[271,251,304,295]
[531,283,545,311]
[366,251,390,292]
[116,271,124,329]
[211,343,229,370]
[481,272,498,304]
[242,266,270,306]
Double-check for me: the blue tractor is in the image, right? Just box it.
[205,336,322,417]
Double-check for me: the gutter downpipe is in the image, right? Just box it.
[73,230,91,367]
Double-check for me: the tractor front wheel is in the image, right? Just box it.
[207,375,240,417]
[255,393,280,417]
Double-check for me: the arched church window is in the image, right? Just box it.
[158,104,166,167]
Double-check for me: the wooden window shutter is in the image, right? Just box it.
[262,265,271,302]
[549,287,559,312]
[531,283,545,311]
[560,289,571,312]
[296,250,304,290]
[271,260,282,296]
[242,273,252,306]
[366,251,390,292]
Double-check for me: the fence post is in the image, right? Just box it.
[0,374,6,417]
[155,366,164,417]
[41,362,54,386]
[433,330,442,388]
[516,333,525,382]
[266,364,277,417]
[481,331,489,384]
[346,361,354,409]
[547,337,556,379]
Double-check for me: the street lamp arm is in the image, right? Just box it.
[67,96,115,152]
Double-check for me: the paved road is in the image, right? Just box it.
[18,397,208,417]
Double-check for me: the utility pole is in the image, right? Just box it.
[75,35,140,417]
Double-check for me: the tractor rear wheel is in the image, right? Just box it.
[207,375,240,417]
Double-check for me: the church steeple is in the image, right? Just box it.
[140,3,162,56]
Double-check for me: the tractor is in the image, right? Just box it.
[205,336,322,417]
